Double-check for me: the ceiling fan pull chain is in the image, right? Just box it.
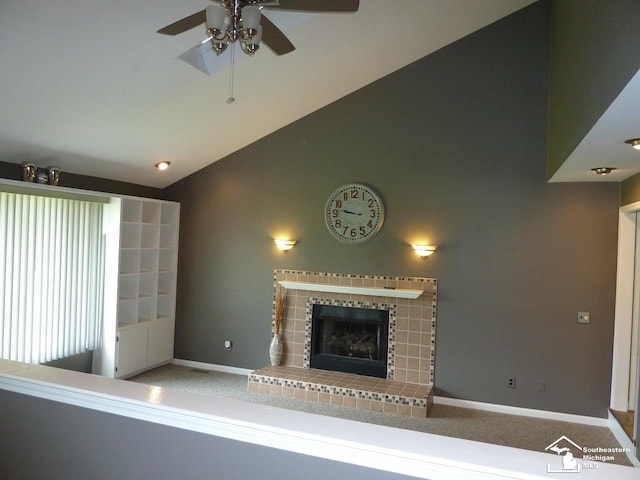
[227,43,236,104]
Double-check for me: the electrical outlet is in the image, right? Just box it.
[224,340,232,350]
[507,377,516,389]
[577,312,591,324]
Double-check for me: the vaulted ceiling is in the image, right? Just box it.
[8,1,633,189]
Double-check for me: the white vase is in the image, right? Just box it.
[269,333,283,366]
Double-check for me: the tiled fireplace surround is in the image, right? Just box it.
[247,270,437,417]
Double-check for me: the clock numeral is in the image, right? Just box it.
[335,199,342,208]
[350,228,357,238]
[367,219,373,228]
[351,189,358,199]
[359,226,366,236]
[332,208,339,218]
[370,209,377,218]
[368,198,375,208]
[335,219,341,228]
[343,192,349,201]
[342,226,349,235]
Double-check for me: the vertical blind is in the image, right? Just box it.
[0,192,105,364]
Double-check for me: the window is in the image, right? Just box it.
[0,192,105,364]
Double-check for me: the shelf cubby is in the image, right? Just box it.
[142,202,161,224]
[137,297,157,323]
[118,274,139,300]
[157,294,176,319]
[119,249,140,274]
[120,223,141,249]
[140,224,160,249]
[139,249,159,273]
[117,299,139,325]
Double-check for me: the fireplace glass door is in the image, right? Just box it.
[310,304,389,378]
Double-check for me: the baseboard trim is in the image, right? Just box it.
[171,358,254,376]
[434,396,609,427]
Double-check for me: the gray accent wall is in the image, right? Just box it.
[165,2,619,418]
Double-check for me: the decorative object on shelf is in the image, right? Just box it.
[20,162,62,186]
[324,183,385,243]
[21,162,37,182]
[274,238,296,251]
[269,286,287,366]
[36,170,49,184]
[412,244,437,257]
[47,166,61,185]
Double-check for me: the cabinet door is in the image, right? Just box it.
[116,324,148,378]
[147,317,174,367]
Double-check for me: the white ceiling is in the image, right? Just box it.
[0,0,585,189]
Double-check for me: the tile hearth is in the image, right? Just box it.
[248,365,433,417]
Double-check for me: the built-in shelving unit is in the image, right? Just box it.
[113,197,179,378]
[94,196,180,379]
[277,281,423,299]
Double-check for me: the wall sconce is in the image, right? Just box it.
[275,239,296,251]
[412,244,437,258]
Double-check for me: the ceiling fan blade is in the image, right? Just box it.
[266,0,359,12]
[261,15,295,55]
[158,10,206,35]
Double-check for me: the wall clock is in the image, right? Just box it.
[324,183,385,243]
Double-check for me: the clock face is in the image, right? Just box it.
[324,184,385,243]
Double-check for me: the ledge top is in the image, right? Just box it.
[277,280,422,299]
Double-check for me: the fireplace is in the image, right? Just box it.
[247,270,437,418]
[310,304,389,379]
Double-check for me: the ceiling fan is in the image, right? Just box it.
[157,0,360,57]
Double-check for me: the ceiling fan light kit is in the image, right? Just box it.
[205,3,262,56]
[158,0,359,100]
[158,0,360,59]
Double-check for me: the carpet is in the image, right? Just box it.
[129,364,633,467]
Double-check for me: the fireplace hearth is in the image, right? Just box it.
[310,304,389,379]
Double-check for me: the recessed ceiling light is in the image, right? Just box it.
[591,167,616,175]
[625,138,640,150]
[155,161,171,171]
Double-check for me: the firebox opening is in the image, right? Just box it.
[310,304,389,379]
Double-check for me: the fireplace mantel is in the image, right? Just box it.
[278,280,423,299]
